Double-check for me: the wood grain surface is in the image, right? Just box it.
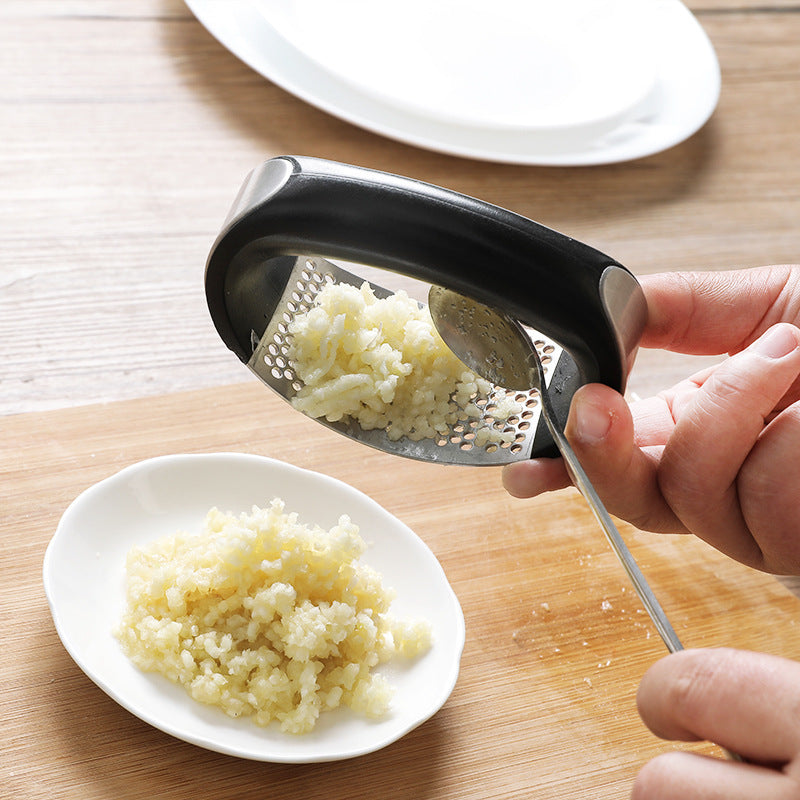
[3,1,800,414]
[3,383,800,800]
[4,2,800,798]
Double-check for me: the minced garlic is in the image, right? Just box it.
[115,500,431,734]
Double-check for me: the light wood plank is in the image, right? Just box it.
[2,3,800,412]
[3,382,799,799]
[3,4,800,794]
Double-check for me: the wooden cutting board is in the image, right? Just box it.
[3,382,799,800]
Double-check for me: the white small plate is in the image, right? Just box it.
[184,0,719,165]
[43,453,465,762]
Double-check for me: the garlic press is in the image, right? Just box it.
[205,156,647,464]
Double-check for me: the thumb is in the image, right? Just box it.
[564,384,681,532]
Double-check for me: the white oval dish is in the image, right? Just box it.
[43,452,465,762]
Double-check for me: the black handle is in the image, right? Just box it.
[206,156,644,393]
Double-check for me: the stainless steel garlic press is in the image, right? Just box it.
[205,156,647,465]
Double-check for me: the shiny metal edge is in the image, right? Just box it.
[599,265,648,389]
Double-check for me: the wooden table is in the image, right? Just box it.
[3,3,800,798]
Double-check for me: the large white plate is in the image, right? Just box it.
[255,0,658,138]
[184,0,720,165]
[43,453,465,762]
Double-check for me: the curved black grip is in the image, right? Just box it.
[206,156,643,392]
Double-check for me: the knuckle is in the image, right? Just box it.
[708,369,774,418]
[666,672,709,728]
[656,454,721,523]
[663,649,735,733]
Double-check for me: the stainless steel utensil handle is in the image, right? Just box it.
[532,363,757,763]
[540,390,755,762]
[537,385,684,654]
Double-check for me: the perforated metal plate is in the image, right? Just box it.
[247,256,563,465]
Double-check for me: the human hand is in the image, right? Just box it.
[503,266,800,573]
[632,647,800,799]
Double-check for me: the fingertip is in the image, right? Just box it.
[567,383,632,448]
[501,459,570,498]
[501,462,529,497]
[561,384,677,532]
[631,751,696,800]
[634,647,800,762]
[749,322,800,360]
[636,649,712,741]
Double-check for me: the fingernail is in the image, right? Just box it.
[574,398,613,444]
[752,325,800,359]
